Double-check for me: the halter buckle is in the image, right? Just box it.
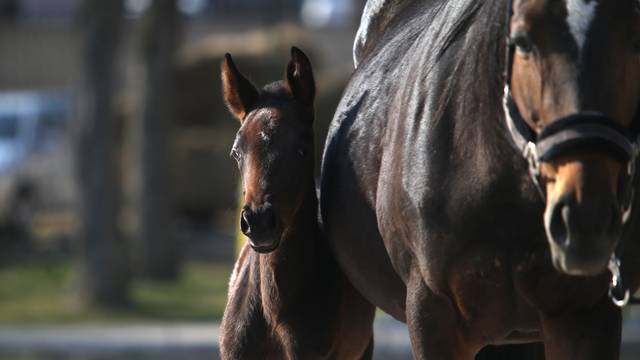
[523,141,539,174]
[523,141,545,199]
[608,254,630,307]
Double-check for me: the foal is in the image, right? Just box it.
[219,48,375,360]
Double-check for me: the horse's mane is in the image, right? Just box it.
[353,0,416,67]
[355,0,507,81]
[415,0,508,132]
[353,0,510,138]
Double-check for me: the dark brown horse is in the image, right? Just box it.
[219,48,375,360]
[322,0,640,359]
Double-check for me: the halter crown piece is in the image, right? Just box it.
[502,0,640,307]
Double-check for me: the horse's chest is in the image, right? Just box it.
[445,246,541,334]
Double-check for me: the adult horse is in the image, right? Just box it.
[321,0,640,359]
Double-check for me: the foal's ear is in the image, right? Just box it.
[221,53,259,122]
[284,47,315,107]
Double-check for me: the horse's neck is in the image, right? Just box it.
[258,184,323,315]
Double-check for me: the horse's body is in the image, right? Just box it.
[321,0,640,358]
[219,49,374,360]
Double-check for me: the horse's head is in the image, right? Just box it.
[221,47,315,253]
[508,0,640,275]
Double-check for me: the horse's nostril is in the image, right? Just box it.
[547,201,570,248]
[240,210,251,235]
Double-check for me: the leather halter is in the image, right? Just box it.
[502,0,640,307]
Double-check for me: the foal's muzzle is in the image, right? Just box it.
[240,203,281,253]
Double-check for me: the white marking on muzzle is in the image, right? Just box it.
[566,0,597,58]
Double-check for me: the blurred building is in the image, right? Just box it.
[0,0,361,261]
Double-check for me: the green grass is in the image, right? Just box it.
[0,256,232,324]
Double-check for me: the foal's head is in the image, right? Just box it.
[508,0,640,275]
[222,47,315,253]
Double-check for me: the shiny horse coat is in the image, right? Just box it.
[321,0,640,359]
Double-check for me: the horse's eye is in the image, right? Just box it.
[511,33,533,55]
[297,148,306,157]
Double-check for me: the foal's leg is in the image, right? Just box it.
[406,270,474,360]
[540,296,621,360]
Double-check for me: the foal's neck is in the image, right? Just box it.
[258,178,324,310]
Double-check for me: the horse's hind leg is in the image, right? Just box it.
[475,343,545,360]
[405,270,474,360]
[540,296,621,360]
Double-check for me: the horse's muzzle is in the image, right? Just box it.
[544,192,621,276]
[240,203,282,253]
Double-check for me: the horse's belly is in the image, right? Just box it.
[323,187,407,320]
[321,148,407,320]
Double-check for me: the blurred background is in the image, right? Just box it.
[0,1,639,359]
[0,0,372,358]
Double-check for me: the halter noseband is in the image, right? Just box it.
[502,0,640,307]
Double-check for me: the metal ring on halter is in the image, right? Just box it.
[608,255,631,307]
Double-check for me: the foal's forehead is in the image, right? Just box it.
[245,107,281,128]
[239,105,300,146]
[240,108,279,144]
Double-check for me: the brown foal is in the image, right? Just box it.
[219,47,375,360]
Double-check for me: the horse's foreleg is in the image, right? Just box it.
[405,270,475,360]
[540,296,621,360]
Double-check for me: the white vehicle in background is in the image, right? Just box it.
[0,91,73,233]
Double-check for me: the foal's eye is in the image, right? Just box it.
[510,33,534,55]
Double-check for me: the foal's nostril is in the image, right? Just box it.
[547,200,571,248]
[240,210,251,235]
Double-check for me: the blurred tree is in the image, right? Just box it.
[133,0,183,279]
[75,0,130,306]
